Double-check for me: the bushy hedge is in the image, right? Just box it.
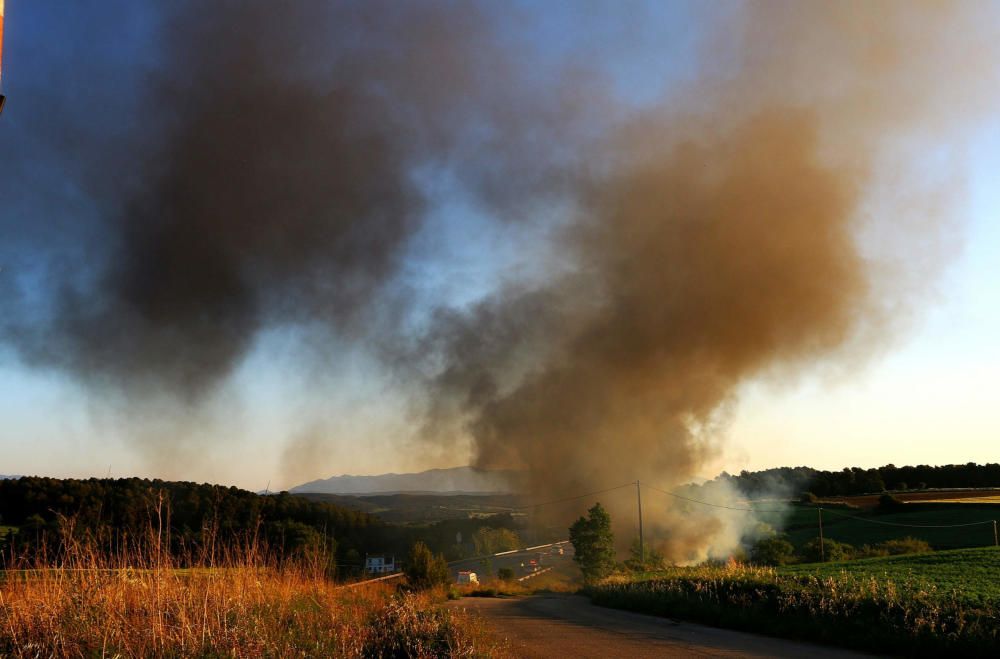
[587,564,999,657]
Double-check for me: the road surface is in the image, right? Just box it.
[448,542,573,582]
[450,593,874,658]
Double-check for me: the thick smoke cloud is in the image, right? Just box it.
[3,2,997,559]
[412,3,998,559]
[3,1,577,396]
[417,111,870,558]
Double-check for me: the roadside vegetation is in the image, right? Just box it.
[0,528,505,657]
[587,548,1000,657]
[568,503,616,582]
[566,494,1000,656]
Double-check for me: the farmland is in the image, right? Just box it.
[780,547,1000,607]
[816,488,1000,509]
[753,502,999,550]
[586,548,1000,656]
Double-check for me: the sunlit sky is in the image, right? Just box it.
[0,2,998,491]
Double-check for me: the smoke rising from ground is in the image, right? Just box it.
[412,3,999,559]
[2,2,998,559]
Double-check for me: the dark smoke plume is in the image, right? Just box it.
[3,1,578,397]
[3,1,996,558]
[411,2,996,560]
[420,110,866,490]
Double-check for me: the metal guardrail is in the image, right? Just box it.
[517,566,553,582]
[335,571,405,589]
[337,539,571,589]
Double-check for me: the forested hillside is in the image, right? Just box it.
[0,477,385,566]
[0,477,531,571]
[703,462,1000,498]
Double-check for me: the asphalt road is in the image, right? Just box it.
[449,543,572,582]
[450,593,875,658]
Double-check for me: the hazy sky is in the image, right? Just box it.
[0,1,997,491]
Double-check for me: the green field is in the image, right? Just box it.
[780,546,1000,607]
[752,503,999,550]
[588,548,1000,656]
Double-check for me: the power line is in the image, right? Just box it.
[494,482,636,513]
[640,482,998,530]
[642,482,788,513]
[820,506,995,529]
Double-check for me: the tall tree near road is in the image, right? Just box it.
[569,502,616,582]
[405,541,450,590]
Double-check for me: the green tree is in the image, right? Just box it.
[569,502,615,582]
[877,493,905,512]
[472,527,520,556]
[802,537,854,563]
[749,535,795,566]
[404,541,450,589]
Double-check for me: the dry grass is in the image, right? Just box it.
[818,489,1000,509]
[921,496,1000,504]
[0,519,505,657]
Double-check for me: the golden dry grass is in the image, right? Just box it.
[0,525,506,658]
[920,496,1000,504]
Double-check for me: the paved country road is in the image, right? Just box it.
[449,593,876,658]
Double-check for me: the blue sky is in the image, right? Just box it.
[1,2,998,490]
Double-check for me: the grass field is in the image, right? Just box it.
[0,536,506,657]
[752,503,999,550]
[587,553,1000,657]
[780,546,1000,607]
[816,489,1000,509]
[924,495,1000,504]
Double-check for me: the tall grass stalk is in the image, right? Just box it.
[0,512,502,657]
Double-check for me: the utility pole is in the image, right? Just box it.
[993,520,998,547]
[637,480,644,567]
[818,508,825,562]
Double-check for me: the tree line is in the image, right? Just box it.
[0,476,529,576]
[701,462,1000,498]
[0,477,389,566]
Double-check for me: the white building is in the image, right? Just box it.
[365,555,396,574]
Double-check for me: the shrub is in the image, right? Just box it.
[800,492,819,504]
[405,541,451,590]
[624,538,666,572]
[801,537,854,563]
[877,493,905,512]
[497,567,515,581]
[749,535,795,566]
[877,537,932,556]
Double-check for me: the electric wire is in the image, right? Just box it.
[641,482,788,513]
[820,506,995,528]
[493,482,637,513]
[642,482,996,529]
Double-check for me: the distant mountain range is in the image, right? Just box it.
[288,466,517,495]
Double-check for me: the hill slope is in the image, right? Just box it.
[289,466,516,494]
